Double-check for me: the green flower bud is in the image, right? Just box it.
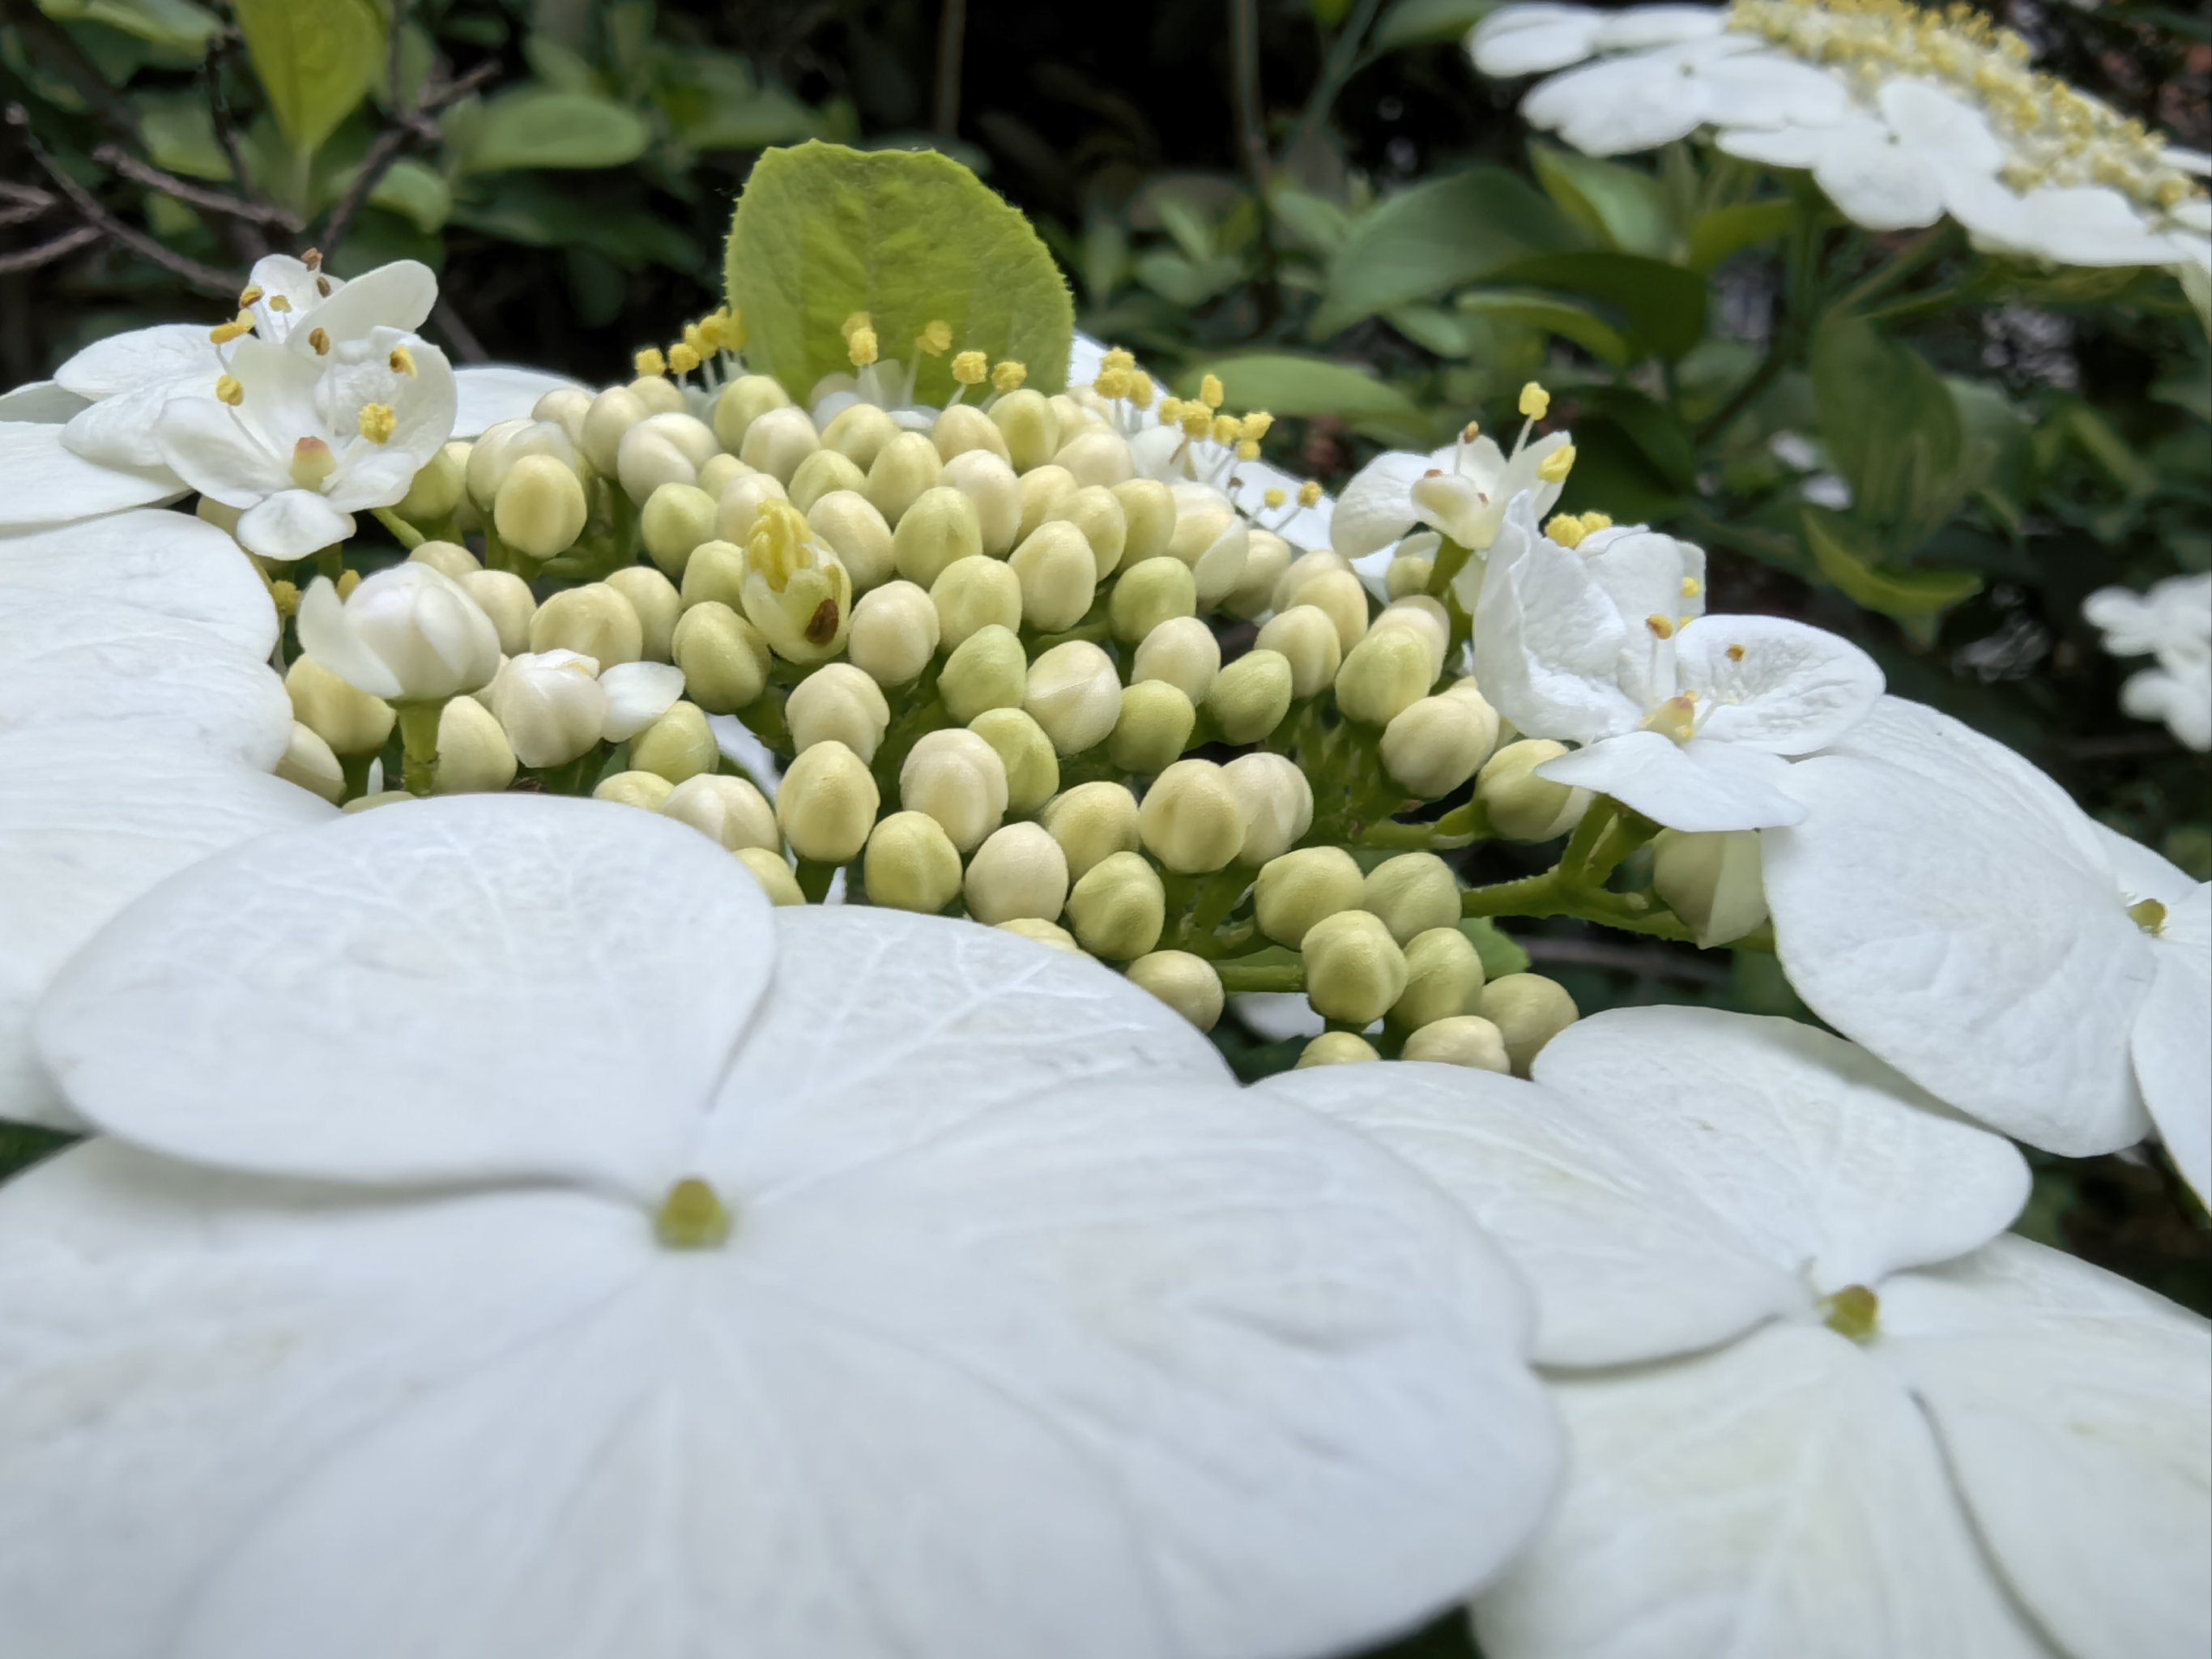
[997,916,1084,954]
[734,845,807,906]
[679,538,748,613]
[713,373,792,453]
[1476,739,1592,842]
[1481,972,1579,1075]
[847,579,940,687]
[1064,850,1166,959]
[806,490,896,591]
[1302,910,1409,1027]
[1109,557,1198,645]
[1010,521,1098,633]
[787,448,870,515]
[1206,648,1294,744]
[1056,484,1127,580]
[531,582,644,667]
[991,388,1059,472]
[738,405,821,485]
[1054,429,1136,490]
[1130,616,1218,703]
[395,442,466,523]
[671,602,769,713]
[1127,949,1224,1031]
[1015,463,1078,544]
[581,387,648,476]
[494,454,588,561]
[641,482,719,579]
[1400,1013,1510,1071]
[964,821,1071,924]
[1652,829,1769,947]
[893,485,985,588]
[940,624,1028,723]
[1383,693,1498,801]
[1296,1030,1380,1067]
[595,769,675,811]
[931,555,1024,649]
[899,727,1009,853]
[1273,547,1351,612]
[1221,751,1311,866]
[287,654,394,757]
[1025,640,1121,755]
[605,566,680,663]
[775,738,879,861]
[660,773,779,853]
[969,707,1059,816]
[1252,606,1339,701]
[1292,567,1371,655]
[696,453,751,499]
[1041,781,1141,880]
[1138,757,1242,873]
[1370,597,1449,680]
[864,810,964,912]
[1392,927,1485,1030]
[275,719,344,804]
[1334,628,1434,727]
[1166,496,1234,565]
[742,501,852,664]
[616,412,719,503]
[716,473,791,548]
[1221,527,1291,621]
[933,402,1011,464]
[1385,553,1434,600]
[866,431,944,526]
[1171,506,1249,610]
[631,700,718,785]
[460,569,535,657]
[820,402,900,471]
[1254,845,1363,947]
[1362,851,1460,945]
[1111,478,1176,565]
[1110,680,1196,775]
[941,449,1022,554]
[786,662,891,761]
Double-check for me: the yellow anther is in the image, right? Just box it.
[357,403,397,445]
[268,293,292,313]
[1726,642,1746,662]
[747,499,816,591]
[2128,897,2168,935]
[1519,382,1551,420]
[1536,444,1576,484]
[1126,371,1155,409]
[1198,373,1225,411]
[1263,487,1287,509]
[634,347,667,377]
[1211,414,1241,446]
[214,374,244,407]
[846,328,879,369]
[209,311,255,345]
[1581,511,1613,531]
[237,284,265,307]
[1298,480,1323,508]
[840,311,872,340]
[669,342,702,375]
[1645,613,1676,640]
[1681,574,1703,598]
[1157,397,1184,424]
[269,579,300,619]
[1181,403,1214,439]
[696,316,727,355]
[1240,411,1275,443]
[1545,512,1589,549]
[1236,439,1261,461]
[991,360,1027,392]
[301,247,323,270]
[388,344,417,377]
[1460,420,1481,443]
[1101,348,1136,373]
[336,568,361,599]
[307,327,330,356]
[953,350,988,386]
[917,319,953,355]
[1095,366,1132,400]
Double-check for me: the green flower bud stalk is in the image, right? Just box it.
[1057,484,1127,580]
[1131,616,1220,703]
[899,727,1009,853]
[395,441,467,524]
[864,810,964,912]
[1477,740,1592,842]
[1138,758,1244,874]
[807,490,897,591]
[287,654,394,757]
[1255,606,1342,701]
[735,845,807,906]
[970,708,1060,816]
[786,663,892,761]
[940,624,1029,723]
[847,581,940,688]
[893,486,986,588]
[1363,852,1460,945]
[671,602,770,713]
[1652,829,1770,947]
[531,582,644,667]
[1296,1031,1379,1067]
[1110,681,1197,776]
[964,821,1072,924]
[1109,557,1198,645]
[1400,1014,1511,1071]
[679,539,749,613]
[1206,649,1294,745]
[1302,910,1409,1028]
[641,483,719,579]
[631,701,719,785]
[1222,752,1312,866]
[1335,628,1434,727]
[991,388,1059,472]
[1383,692,1498,800]
[494,455,589,561]
[1481,972,1580,1076]
[1254,846,1364,948]
[941,450,1021,553]
[931,556,1024,650]
[1010,521,1100,633]
[933,403,1010,465]
[1392,928,1485,1030]
[1025,641,1121,756]
[1041,782,1141,881]
[788,448,870,515]
[713,373,792,453]
[739,405,821,485]
[743,501,853,664]
[1065,850,1166,959]
[821,402,899,470]
[605,566,680,663]
[660,774,779,853]
[595,770,676,811]
[1111,478,1176,565]
[778,739,880,862]
[865,431,944,525]
[717,474,791,548]
[274,720,345,804]
[1126,950,1224,1031]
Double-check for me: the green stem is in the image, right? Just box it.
[314,545,345,583]
[394,699,445,797]
[337,749,377,803]
[1281,0,1384,165]
[794,858,839,903]
[1833,223,1958,315]
[371,506,426,550]
[1218,962,1304,995]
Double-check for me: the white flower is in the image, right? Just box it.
[1716,79,2010,232]
[1472,499,1882,830]
[1332,424,1572,597]
[1762,695,2210,1199]
[2083,573,2212,751]
[488,650,686,765]
[1518,32,1848,156]
[1468,1,1726,75]
[1268,1004,2212,1659]
[4,795,1559,1659]
[296,561,502,702]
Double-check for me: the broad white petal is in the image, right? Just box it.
[59,375,194,467]
[1877,1237,2212,1659]
[1257,1060,1803,1367]
[1715,117,1847,170]
[453,365,590,438]
[53,321,215,400]
[151,396,289,505]
[1330,449,1432,559]
[295,258,437,344]
[1066,330,1108,389]
[706,714,783,795]
[1526,54,1714,154]
[1813,129,1948,232]
[294,575,404,698]
[2134,885,2210,1206]
[599,660,686,741]
[0,421,181,528]
[1878,79,2006,177]
[1476,1321,2056,1659]
[1677,613,1884,754]
[1537,731,1806,830]
[0,737,333,1128]
[2095,820,2199,907]
[1694,52,1852,132]
[36,795,778,1193]
[1473,498,1643,745]
[0,379,89,421]
[0,509,275,656]
[1578,527,1704,709]
[235,491,356,560]
[1227,454,1332,552]
[1592,6,1727,52]
[1534,1007,2030,1294]
[2011,186,2189,269]
[1470,5,1605,76]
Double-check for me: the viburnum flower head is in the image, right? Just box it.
[2082,572,2212,752]
[1267,1005,2212,1659]
[0,795,1561,1659]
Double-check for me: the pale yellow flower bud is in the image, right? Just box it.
[1481,972,1579,1075]
[1295,1031,1379,1067]
[641,482,719,579]
[1375,595,1449,674]
[1065,850,1166,959]
[786,662,891,761]
[1334,628,1434,727]
[630,700,718,784]
[660,773,779,853]
[1009,521,1098,632]
[678,538,748,613]
[940,449,1022,554]
[1379,694,1495,800]
[670,602,769,714]
[1015,464,1078,545]
[1302,909,1409,1027]
[494,455,588,561]
[1053,429,1135,490]
[1166,503,1249,610]
[1652,829,1769,947]
[787,448,870,515]
[806,490,896,591]
[738,405,821,484]
[595,769,676,811]
[1400,1013,1511,1071]
[1127,949,1224,1031]
[900,727,1008,853]
[715,472,791,548]
[1206,648,1294,744]
[1221,751,1311,866]
[865,431,944,525]
[530,386,590,447]
[774,738,879,861]
[1109,680,1197,774]
[735,845,807,906]
[1477,739,1592,842]
[407,537,478,582]
[1056,484,1127,580]
[997,916,1084,953]
[394,442,466,523]
[1138,757,1242,873]
[964,821,1071,924]
[1025,640,1121,755]
[490,649,604,768]
[713,374,792,453]
[742,501,852,664]
[433,693,518,795]
[846,579,940,687]
[1289,567,1371,655]
[933,402,1012,464]
[580,387,647,476]
[1272,547,1349,609]
[1362,851,1460,945]
[531,582,643,667]
[286,654,394,757]
[1392,927,1484,1029]
[697,453,751,499]
[967,707,1059,815]
[604,566,680,663]
[991,387,1059,471]
[274,719,344,804]
[1127,618,1216,706]
[1041,781,1141,880]
[341,790,415,814]
[931,556,1025,650]
[820,402,899,471]
[448,572,527,660]
[940,624,1028,723]
[1255,845,1363,947]
[616,412,719,503]
[1221,527,1292,621]
[893,485,985,588]
[628,373,684,416]
[1385,554,1434,601]
[1111,478,1176,565]
[864,810,964,912]
[1109,557,1198,644]
[1251,606,1339,701]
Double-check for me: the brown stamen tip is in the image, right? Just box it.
[805,599,841,646]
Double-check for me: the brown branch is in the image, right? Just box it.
[5,105,237,296]
[320,58,498,260]
[932,0,967,136]
[0,224,100,275]
[90,145,300,228]
[204,30,276,257]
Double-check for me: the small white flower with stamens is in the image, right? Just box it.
[808,314,954,429]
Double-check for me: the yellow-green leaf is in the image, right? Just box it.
[1801,507,1980,643]
[231,0,387,156]
[1174,352,1426,440]
[452,89,652,174]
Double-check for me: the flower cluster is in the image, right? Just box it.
[2084,571,2212,751]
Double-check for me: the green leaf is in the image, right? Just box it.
[1801,506,1981,642]
[1173,352,1426,438]
[725,141,1075,403]
[1685,198,1797,272]
[1528,143,1673,259]
[1375,0,1501,49]
[139,92,231,180]
[44,0,220,51]
[1460,917,1531,981]
[368,157,450,232]
[452,88,652,173]
[1483,249,1708,360]
[1567,382,1696,488]
[660,53,824,151]
[1810,317,1967,551]
[1313,167,1580,338]
[1309,0,1356,23]
[230,0,388,155]
[1268,186,1352,256]
[1454,290,1631,366]
[1135,249,1247,308]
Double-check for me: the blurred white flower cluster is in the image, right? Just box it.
[2084,572,2212,751]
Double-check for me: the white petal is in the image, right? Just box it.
[706,713,783,796]
[36,795,778,1193]
[52,321,215,400]
[1469,5,1605,76]
[151,396,290,505]
[1694,51,1852,132]
[1257,1060,1803,1367]
[0,737,333,1128]
[1227,454,1332,552]
[1330,449,1432,559]
[1473,498,1643,744]
[1066,330,1108,388]
[2011,186,2188,268]
[2134,885,2210,1206]
[235,491,356,560]
[1533,1006,2030,1294]
[0,421,181,529]
[1762,701,2156,1156]
[1813,127,1949,232]
[295,258,437,344]
[0,379,90,421]
[1877,1237,2212,1659]
[0,509,275,656]
[1578,527,1704,709]
[1476,1321,2056,1659]
[451,365,588,437]
[1676,613,1884,754]
[1878,79,2006,177]
[1714,117,1845,170]
[1524,53,1714,155]
[599,660,686,741]
[1537,731,1807,830]
[294,575,403,698]
[60,375,192,468]
[1592,6,1728,52]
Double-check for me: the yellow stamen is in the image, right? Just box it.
[1241,411,1275,443]
[1681,574,1702,598]
[668,342,701,375]
[1726,642,1746,663]
[952,350,988,386]
[991,360,1027,392]
[846,328,879,369]
[1264,487,1287,509]
[1581,511,1613,531]
[269,579,300,619]
[1236,440,1260,461]
[840,311,872,340]
[387,344,417,377]
[1126,371,1155,409]
[696,316,726,354]
[237,284,265,307]
[267,294,292,313]
[307,327,330,356]
[1101,348,1136,373]
[214,374,244,407]
[2128,897,2168,934]
[1095,367,1131,400]
[1519,382,1551,420]
[1198,373,1225,411]
[1536,444,1576,484]
[1211,414,1241,446]
[1297,480,1322,508]
[358,403,397,445]
[1181,403,1213,439]
[1545,512,1589,549]
[301,247,323,270]
[1645,613,1675,640]
[209,311,255,345]
[634,347,667,377]
[1157,397,1184,424]
[917,319,953,356]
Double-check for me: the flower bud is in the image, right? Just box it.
[923,560,1017,655]
[865,431,944,525]
[1109,557,1198,645]
[735,845,807,906]
[1254,846,1363,947]
[1054,429,1135,489]
[531,386,591,447]
[1477,739,1592,842]
[787,448,871,514]
[296,563,502,702]
[1274,548,1350,610]
[940,624,1028,723]
[933,402,1011,464]
[1295,1031,1379,1067]
[1302,910,1409,1027]
[774,738,879,861]
[1165,490,1231,565]
[1106,479,1171,564]
[900,727,1008,853]
[892,486,986,589]
[617,412,719,502]
[491,649,607,767]
[395,441,466,523]
[714,374,792,453]
[286,653,395,756]
[1009,521,1098,632]
[1169,504,1250,609]
[697,453,750,499]
[1250,608,1336,702]
[1127,950,1224,1030]
[1385,553,1434,601]
[1015,464,1078,545]
[964,821,1071,924]
[786,662,891,761]
[494,455,589,561]
[1138,758,1242,873]
[661,773,779,853]
[1130,616,1219,703]
[407,539,479,582]
[1221,529,1292,621]
[628,373,684,416]
[595,768,676,810]
[670,602,769,713]
[1221,751,1312,866]
[969,707,1059,815]
[1205,649,1294,745]
[1400,1014,1510,1071]
[1372,596,1449,678]
[1362,851,1460,945]
[341,790,414,814]
[806,490,896,591]
[1392,927,1485,1030]
[1042,781,1141,880]
[821,402,899,471]
[274,719,344,804]
[861,810,963,912]
[743,501,853,663]
[599,569,675,664]
[1652,829,1769,947]
[1109,680,1196,775]
[1065,851,1166,959]
[739,405,821,484]
[433,692,518,794]
[581,387,647,476]
[627,700,718,785]
[1334,628,1433,727]
[716,473,791,548]
[1291,567,1371,655]
[679,538,748,613]
[1481,972,1579,1075]
[847,579,940,687]
[998,917,1084,954]
[641,482,718,578]
[1056,484,1127,580]
[531,582,644,667]
[1383,692,1498,801]
[991,388,1059,472]
[467,419,575,509]
[1025,640,1121,755]
[941,449,1022,553]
